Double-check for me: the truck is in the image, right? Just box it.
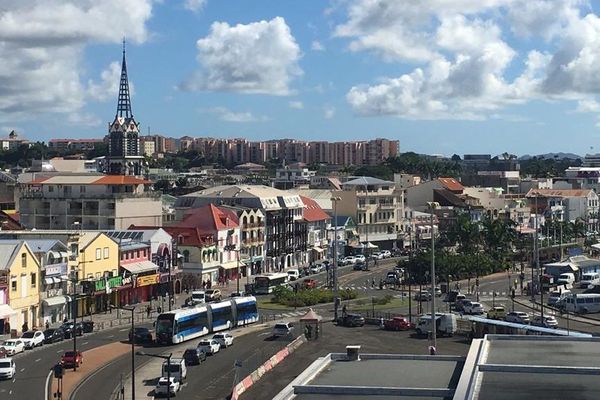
[415,313,457,337]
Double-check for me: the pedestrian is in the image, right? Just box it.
[157,306,162,314]
[22,322,28,333]
[202,280,206,289]
[146,305,151,318]
[4,321,9,335]
[45,320,50,330]
[371,278,375,288]
[342,304,347,316]
[366,279,369,287]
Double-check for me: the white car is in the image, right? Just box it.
[381,250,392,258]
[309,264,322,274]
[371,252,384,260]
[532,315,559,328]
[20,330,45,349]
[0,340,25,356]
[341,256,356,265]
[155,377,180,396]
[354,255,366,263]
[197,339,220,355]
[212,333,234,348]
[505,311,531,324]
[0,358,15,380]
[464,302,484,315]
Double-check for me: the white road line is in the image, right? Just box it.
[44,369,53,400]
[9,390,12,395]
[107,334,114,338]
[119,328,129,332]
[35,358,41,362]
[20,368,25,372]
[56,350,63,354]
[82,341,88,345]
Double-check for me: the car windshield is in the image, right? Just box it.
[21,332,34,338]
[0,362,10,368]
[164,364,180,372]
[64,351,76,357]
[199,341,210,345]
[274,324,288,329]
[3,341,16,346]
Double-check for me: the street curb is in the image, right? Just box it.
[231,335,307,400]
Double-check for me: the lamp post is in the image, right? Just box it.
[427,201,439,353]
[137,352,172,400]
[330,196,341,321]
[69,260,92,372]
[112,305,135,400]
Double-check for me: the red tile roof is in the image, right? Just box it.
[438,177,464,192]
[300,196,331,222]
[161,227,215,247]
[92,176,151,185]
[526,189,593,198]
[178,204,239,232]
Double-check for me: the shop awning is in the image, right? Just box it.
[0,304,17,319]
[219,262,239,270]
[43,296,67,307]
[121,260,159,274]
[312,246,325,253]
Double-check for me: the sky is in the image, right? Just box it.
[4,0,600,156]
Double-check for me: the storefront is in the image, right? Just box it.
[93,276,123,313]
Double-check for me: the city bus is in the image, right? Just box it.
[254,272,290,294]
[558,293,600,314]
[155,296,258,345]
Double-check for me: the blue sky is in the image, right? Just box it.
[3,0,600,156]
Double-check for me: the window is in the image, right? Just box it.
[183,250,190,263]
[48,185,54,192]
[103,247,109,259]
[21,253,27,268]
[11,280,16,291]
[31,273,36,288]
[96,248,101,260]
[80,186,86,193]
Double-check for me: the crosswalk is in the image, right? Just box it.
[279,311,308,318]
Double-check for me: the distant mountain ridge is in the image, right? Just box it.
[518,152,582,160]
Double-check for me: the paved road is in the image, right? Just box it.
[0,322,147,400]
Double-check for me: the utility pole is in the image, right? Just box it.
[331,197,341,321]
[427,202,439,354]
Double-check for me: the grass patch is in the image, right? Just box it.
[257,297,294,310]
[348,297,408,311]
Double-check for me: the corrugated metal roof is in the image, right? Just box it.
[344,176,394,186]
[0,241,22,270]
[526,188,593,198]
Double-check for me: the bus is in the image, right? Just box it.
[254,273,289,294]
[558,293,600,314]
[155,296,258,345]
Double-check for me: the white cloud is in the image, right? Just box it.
[311,40,325,51]
[289,101,304,109]
[87,61,122,101]
[181,17,302,95]
[339,0,600,120]
[183,0,206,12]
[323,105,335,119]
[0,0,153,120]
[576,99,600,113]
[205,107,268,122]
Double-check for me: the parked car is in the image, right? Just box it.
[383,316,414,331]
[487,306,507,320]
[353,262,367,271]
[272,322,294,337]
[548,290,570,306]
[82,320,94,333]
[303,279,318,289]
[463,302,484,315]
[415,313,457,337]
[190,290,206,304]
[155,377,180,397]
[0,358,15,380]
[427,286,442,297]
[354,254,366,263]
[61,350,83,368]
[337,313,365,327]
[212,332,234,348]
[455,299,472,312]
[20,330,45,349]
[414,290,432,301]
[61,322,82,339]
[287,269,300,281]
[444,290,461,303]
[531,315,559,328]
[183,348,206,365]
[205,289,221,302]
[557,272,576,286]
[0,340,24,356]
[230,291,246,297]
[505,311,531,324]
[381,250,392,258]
[129,327,153,344]
[197,339,220,355]
[341,256,356,265]
[385,273,399,285]
[43,328,65,344]
[162,358,187,382]
[371,252,384,260]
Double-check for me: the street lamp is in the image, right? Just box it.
[137,352,173,400]
[330,196,341,321]
[112,305,136,400]
[69,260,92,373]
[427,201,439,354]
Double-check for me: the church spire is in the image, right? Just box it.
[116,39,133,119]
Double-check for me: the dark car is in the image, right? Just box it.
[183,348,207,365]
[82,321,94,333]
[353,262,367,271]
[61,322,83,339]
[129,327,153,344]
[43,328,65,344]
[337,313,365,327]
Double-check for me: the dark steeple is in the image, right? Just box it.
[116,39,133,119]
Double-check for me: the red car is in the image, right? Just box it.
[383,316,414,331]
[303,279,318,289]
[61,350,83,368]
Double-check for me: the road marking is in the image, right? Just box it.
[258,332,270,336]
[82,341,88,345]
[9,390,12,395]
[35,358,41,362]
[20,368,25,372]
[56,350,63,354]
[119,328,129,332]
[107,335,114,338]
[44,370,53,400]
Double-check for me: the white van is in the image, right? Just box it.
[190,290,205,305]
[580,273,600,289]
[415,313,457,337]
[287,269,300,281]
[557,273,576,286]
[162,358,187,383]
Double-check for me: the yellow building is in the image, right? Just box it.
[0,241,42,332]
[67,232,119,316]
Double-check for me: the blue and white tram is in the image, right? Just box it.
[155,296,258,345]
